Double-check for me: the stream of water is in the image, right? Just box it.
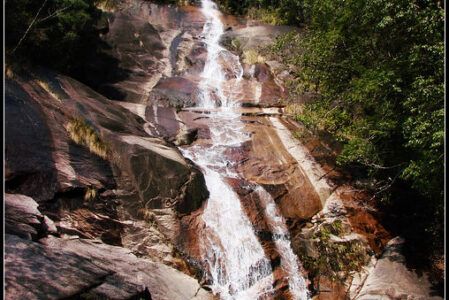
[181,1,309,298]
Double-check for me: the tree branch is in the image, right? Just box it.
[369,170,402,201]
[36,6,71,24]
[12,0,49,54]
[360,161,406,170]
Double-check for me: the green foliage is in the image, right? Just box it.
[152,0,193,5]
[6,0,103,74]
[299,220,369,283]
[267,0,443,256]
[300,0,443,197]
[216,0,307,24]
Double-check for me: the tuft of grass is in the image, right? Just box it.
[66,117,108,159]
[137,208,156,225]
[5,65,14,79]
[36,80,62,102]
[292,130,306,140]
[247,7,286,25]
[84,187,98,202]
[95,0,121,11]
[231,38,242,52]
[243,49,266,65]
[285,103,303,116]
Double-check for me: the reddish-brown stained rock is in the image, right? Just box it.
[238,116,322,220]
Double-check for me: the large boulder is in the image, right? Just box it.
[6,68,208,213]
[149,77,200,108]
[353,237,442,300]
[5,234,212,300]
[4,68,210,291]
[5,193,44,240]
[290,193,373,299]
[5,79,61,202]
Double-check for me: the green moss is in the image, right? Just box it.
[230,38,242,52]
[299,220,369,282]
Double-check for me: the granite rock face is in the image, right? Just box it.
[353,237,442,300]
[5,1,441,299]
[5,53,209,300]
[5,234,212,300]
[5,3,213,298]
[5,193,45,240]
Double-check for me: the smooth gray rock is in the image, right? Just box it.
[355,237,442,300]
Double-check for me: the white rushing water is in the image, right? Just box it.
[256,187,310,300]
[198,0,242,108]
[180,1,309,299]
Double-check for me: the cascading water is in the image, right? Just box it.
[181,1,309,299]
[256,187,310,300]
[198,0,242,108]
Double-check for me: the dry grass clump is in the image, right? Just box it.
[95,0,121,11]
[84,187,98,202]
[66,117,108,159]
[243,49,266,65]
[36,79,62,102]
[5,65,14,79]
[137,208,155,223]
[285,103,303,116]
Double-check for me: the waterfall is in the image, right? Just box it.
[180,1,309,299]
[256,187,310,300]
[198,0,242,108]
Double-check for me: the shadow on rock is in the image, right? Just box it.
[5,79,59,202]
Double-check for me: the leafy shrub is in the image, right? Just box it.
[273,0,443,262]
[6,0,103,75]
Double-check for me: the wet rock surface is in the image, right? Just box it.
[84,1,206,102]
[239,116,323,220]
[150,76,201,108]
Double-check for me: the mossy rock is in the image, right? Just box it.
[296,219,371,283]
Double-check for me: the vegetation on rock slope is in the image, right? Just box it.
[66,117,109,159]
[226,0,444,273]
[5,0,113,79]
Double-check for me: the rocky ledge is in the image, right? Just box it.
[5,193,210,300]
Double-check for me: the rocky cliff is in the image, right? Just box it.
[4,1,441,299]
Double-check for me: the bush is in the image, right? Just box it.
[6,0,103,75]
[272,0,444,260]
